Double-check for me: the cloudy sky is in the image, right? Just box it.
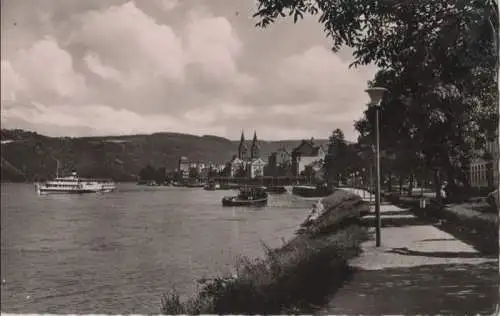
[1,0,377,141]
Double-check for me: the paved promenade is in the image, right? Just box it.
[319,188,499,315]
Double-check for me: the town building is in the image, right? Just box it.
[266,146,292,176]
[178,156,190,179]
[468,129,499,190]
[229,155,245,177]
[248,131,266,178]
[216,164,226,173]
[291,138,325,176]
[276,146,292,166]
[249,157,266,178]
[199,164,212,180]
[229,131,266,178]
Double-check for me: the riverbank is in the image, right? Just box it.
[160,189,370,314]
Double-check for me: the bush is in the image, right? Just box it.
[161,190,370,314]
[487,189,499,210]
[161,226,368,314]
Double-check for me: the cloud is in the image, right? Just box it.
[1,36,86,102]
[83,52,122,82]
[76,1,185,84]
[276,46,376,108]
[1,60,26,100]
[185,9,241,79]
[1,0,377,141]
[160,0,180,11]
[1,101,228,137]
[183,102,255,125]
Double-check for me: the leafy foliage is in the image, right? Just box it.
[254,0,499,200]
[324,129,364,184]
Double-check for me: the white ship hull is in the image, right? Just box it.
[35,172,117,195]
[36,186,99,194]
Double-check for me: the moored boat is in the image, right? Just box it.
[204,181,234,190]
[35,172,117,194]
[204,181,221,190]
[292,184,334,198]
[222,186,268,207]
[266,185,287,194]
[185,181,205,188]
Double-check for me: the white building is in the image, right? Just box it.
[468,130,499,189]
[291,139,325,176]
[249,158,266,178]
[230,156,245,177]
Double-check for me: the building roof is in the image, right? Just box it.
[292,139,322,156]
[250,157,266,164]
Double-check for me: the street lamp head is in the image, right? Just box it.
[365,87,387,106]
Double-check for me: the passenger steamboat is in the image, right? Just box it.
[35,171,117,194]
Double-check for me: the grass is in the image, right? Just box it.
[160,190,370,314]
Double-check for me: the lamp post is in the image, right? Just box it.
[365,87,387,247]
[355,171,360,195]
[361,168,366,199]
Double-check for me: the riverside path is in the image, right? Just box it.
[319,188,499,315]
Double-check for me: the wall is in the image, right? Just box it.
[298,156,318,175]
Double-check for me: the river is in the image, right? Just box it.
[0,183,315,314]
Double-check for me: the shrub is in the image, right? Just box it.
[161,189,369,314]
[487,189,499,210]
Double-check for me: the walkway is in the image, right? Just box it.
[319,188,499,315]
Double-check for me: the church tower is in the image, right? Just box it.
[238,131,248,160]
[250,131,260,160]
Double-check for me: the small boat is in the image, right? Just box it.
[225,183,241,190]
[204,182,234,190]
[185,181,205,188]
[35,171,117,194]
[292,184,333,198]
[266,185,287,194]
[204,182,221,191]
[222,186,268,207]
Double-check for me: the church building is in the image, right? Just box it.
[229,131,266,178]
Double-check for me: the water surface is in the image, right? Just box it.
[1,183,314,313]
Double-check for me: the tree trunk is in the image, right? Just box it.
[399,175,404,195]
[420,172,425,196]
[434,169,442,202]
[408,174,414,197]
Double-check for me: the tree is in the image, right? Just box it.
[139,164,156,181]
[323,129,352,185]
[189,167,200,180]
[254,0,498,70]
[235,165,247,178]
[277,161,293,177]
[208,167,219,179]
[155,167,166,184]
[221,163,232,177]
[255,0,499,201]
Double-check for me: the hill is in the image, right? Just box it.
[0,129,328,182]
